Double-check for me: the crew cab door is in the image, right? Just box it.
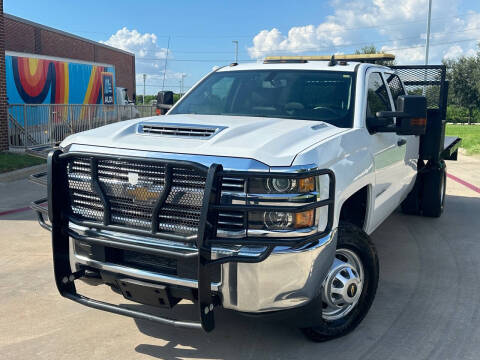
[384,72,420,197]
[365,71,409,229]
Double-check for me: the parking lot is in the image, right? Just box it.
[1,153,479,360]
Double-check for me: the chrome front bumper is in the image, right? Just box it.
[36,149,336,331]
[70,225,336,313]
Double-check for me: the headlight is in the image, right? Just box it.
[266,178,297,193]
[249,176,316,194]
[264,211,293,229]
[248,209,315,230]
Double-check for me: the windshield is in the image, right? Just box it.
[170,70,356,127]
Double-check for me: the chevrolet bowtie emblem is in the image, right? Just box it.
[126,186,160,202]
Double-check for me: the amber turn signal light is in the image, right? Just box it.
[298,177,315,192]
[294,209,315,228]
[411,117,426,126]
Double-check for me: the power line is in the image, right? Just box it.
[132,36,480,64]
[132,24,480,57]
[54,11,476,41]
[144,11,479,38]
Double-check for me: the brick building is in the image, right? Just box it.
[0,2,7,151]
[0,13,136,150]
[4,14,135,99]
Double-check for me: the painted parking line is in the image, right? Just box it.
[0,206,32,217]
[447,173,480,194]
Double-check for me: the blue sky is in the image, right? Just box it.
[6,0,480,96]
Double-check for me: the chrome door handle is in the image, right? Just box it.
[397,139,407,146]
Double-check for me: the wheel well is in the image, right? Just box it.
[339,186,368,229]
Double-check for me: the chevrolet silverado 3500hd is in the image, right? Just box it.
[31,54,461,342]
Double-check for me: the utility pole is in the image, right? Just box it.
[232,40,238,63]
[142,74,146,104]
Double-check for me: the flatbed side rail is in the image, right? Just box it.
[442,136,461,161]
[34,150,335,332]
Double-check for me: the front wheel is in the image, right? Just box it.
[302,223,379,342]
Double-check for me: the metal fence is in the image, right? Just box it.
[8,104,157,148]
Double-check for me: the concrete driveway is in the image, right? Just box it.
[1,154,479,360]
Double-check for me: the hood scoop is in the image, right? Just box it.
[138,122,225,139]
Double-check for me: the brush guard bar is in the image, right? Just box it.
[32,150,335,332]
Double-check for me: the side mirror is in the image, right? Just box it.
[156,91,174,115]
[366,116,394,133]
[374,95,427,136]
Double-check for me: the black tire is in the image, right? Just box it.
[421,161,446,218]
[301,223,379,342]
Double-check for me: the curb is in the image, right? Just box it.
[0,164,47,183]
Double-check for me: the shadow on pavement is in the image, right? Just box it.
[128,302,305,360]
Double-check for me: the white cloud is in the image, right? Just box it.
[102,28,185,94]
[442,45,464,60]
[248,0,480,64]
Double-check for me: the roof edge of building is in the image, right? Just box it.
[6,50,114,68]
[5,13,135,57]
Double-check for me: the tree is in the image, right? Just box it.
[354,45,396,66]
[445,50,480,125]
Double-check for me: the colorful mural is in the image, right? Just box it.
[6,52,115,105]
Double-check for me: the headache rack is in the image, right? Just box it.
[32,150,334,332]
[391,65,460,161]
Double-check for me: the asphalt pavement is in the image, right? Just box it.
[0,153,479,360]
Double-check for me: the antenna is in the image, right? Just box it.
[328,55,337,67]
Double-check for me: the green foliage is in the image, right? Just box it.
[447,105,480,124]
[445,124,480,155]
[354,45,396,66]
[444,50,480,124]
[136,95,157,105]
[0,152,45,173]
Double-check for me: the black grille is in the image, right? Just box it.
[140,123,220,138]
[66,157,206,237]
[218,177,245,233]
[218,211,245,231]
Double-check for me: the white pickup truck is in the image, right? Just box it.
[32,54,460,342]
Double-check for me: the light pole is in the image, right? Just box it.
[142,74,146,105]
[180,74,187,96]
[162,36,170,91]
[424,0,432,66]
[232,40,238,63]
[423,0,432,96]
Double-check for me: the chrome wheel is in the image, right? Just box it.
[322,248,364,321]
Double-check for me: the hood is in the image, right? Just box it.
[61,114,347,167]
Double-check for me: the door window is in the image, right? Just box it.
[385,73,406,106]
[366,72,391,117]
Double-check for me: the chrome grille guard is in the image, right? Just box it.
[32,150,335,332]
